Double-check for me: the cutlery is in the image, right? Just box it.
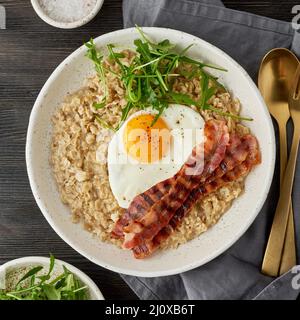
[261,62,300,277]
[258,48,298,276]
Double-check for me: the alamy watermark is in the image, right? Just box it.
[291,265,300,290]
[97,127,205,176]
[0,4,6,29]
[292,5,300,30]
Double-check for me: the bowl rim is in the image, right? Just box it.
[26,27,276,277]
[0,256,105,300]
[30,0,104,29]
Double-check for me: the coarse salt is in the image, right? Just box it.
[38,0,98,23]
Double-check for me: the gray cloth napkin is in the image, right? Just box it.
[121,0,300,300]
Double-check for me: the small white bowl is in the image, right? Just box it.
[0,257,104,300]
[31,0,104,29]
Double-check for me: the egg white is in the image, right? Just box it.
[106,104,205,208]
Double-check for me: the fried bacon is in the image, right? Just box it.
[132,134,260,258]
[122,120,230,249]
[111,178,173,239]
[111,119,261,259]
[111,131,243,239]
[111,120,229,239]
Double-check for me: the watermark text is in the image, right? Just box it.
[291,265,300,290]
[292,5,300,30]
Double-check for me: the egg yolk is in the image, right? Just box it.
[123,114,171,163]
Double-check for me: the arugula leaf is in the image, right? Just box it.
[134,39,152,62]
[153,39,176,53]
[107,44,127,73]
[30,274,35,287]
[127,76,142,103]
[43,284,61,300]
[179,55,228,72]
[93,101,106,110]
[207,106,253,121]
[178,64,199,80]
[151,99,168,126]
[179,43,194,56]
[120,102,133,124]
[16,266,43,286]
[136,25,175,53]
[168,91,200,107]
[5,293,22,300]
[38,253,55,283]
[206,87,217,102]
[85,39,108,105]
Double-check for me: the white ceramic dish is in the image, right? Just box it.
[31,0,104,29]
[0,257,104,300]
[26,27,275,277]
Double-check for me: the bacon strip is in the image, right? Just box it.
[122,120,230,249]
[111,178,173,238]
[112,131,243,239]
[133,135,261,258]
[112,120,228,239]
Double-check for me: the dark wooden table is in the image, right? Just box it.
[0,0,297,300]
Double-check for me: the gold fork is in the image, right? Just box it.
[259,48,298,276]
[262,65,300,275]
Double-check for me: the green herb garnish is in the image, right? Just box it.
[93,101,106,110]
[85,26,252,130]
[0,255,89,300]
[86,38,107,110]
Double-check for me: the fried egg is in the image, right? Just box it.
[107,104,205,208]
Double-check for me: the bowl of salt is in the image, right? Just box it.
[31,0,104,29]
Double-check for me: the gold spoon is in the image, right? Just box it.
[258,48,298,276]
[261,64,300,277]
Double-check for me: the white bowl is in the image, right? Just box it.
[0,257,104,300]
[31,0,104,29]
[26,27,275,277]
